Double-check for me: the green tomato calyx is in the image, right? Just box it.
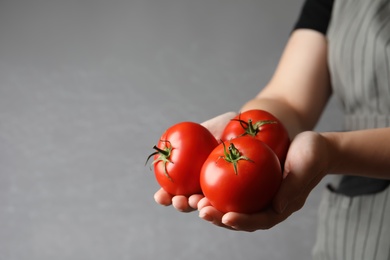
[232,116,277,137]
[146,140,174,181]
[221,142,253,175]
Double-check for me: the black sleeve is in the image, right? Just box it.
[293,0,334,35]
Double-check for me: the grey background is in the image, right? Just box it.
[0,0,343,259]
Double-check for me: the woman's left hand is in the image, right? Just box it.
[198,131,331,231]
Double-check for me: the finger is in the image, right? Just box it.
[198,206,217,222]
[199,206,235,230]
[154,188,173,206]
[222,209,288,232]
[172,195,194,212]
[197,197,212,210]
[188,194,204,209]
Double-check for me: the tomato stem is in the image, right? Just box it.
[232,115,277,137]
[152,145,170,157]
[220,142,253,175]
[145,141,174,182]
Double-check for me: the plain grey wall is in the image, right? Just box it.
[0,0,343,259]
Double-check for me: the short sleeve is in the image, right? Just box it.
[293,0,334,35]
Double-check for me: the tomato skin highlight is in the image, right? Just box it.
[220,109,290,165]
[153,122,218,196]
[200,137,282,214]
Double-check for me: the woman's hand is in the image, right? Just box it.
[153,112,237,212]
[198,131,331,231]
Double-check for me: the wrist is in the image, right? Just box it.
[320,131,342,174]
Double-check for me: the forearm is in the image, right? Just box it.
[323,128,390,179]
[239,29,332,139]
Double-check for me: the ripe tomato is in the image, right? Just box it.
[147,122,218,196]
[220,109,290,165]
[200,137,282,214]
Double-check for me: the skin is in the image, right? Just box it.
[153,29,390,232]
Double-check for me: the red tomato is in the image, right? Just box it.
[200,137,282,214]
[220,109,290,165]
[147,122,218,196]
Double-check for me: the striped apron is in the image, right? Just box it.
[312,0,390,259]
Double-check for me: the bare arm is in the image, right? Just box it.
[241,29,390,180]
[241,29,332,138]
[324,129,390,179]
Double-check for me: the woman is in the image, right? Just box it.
[154,0,390,259]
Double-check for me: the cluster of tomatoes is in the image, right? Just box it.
[146,109,290,214]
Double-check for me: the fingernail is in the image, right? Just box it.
[282,170,290,179]
[222,217,238,230]
[222,215,236,227]
[199,211,213,222]
[278,200,288,213]
[221,216,231,226]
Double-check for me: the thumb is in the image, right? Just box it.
[272,174,293,214]
[272,168,324,214]
[272,168,308,214]
[272,131,329,214]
